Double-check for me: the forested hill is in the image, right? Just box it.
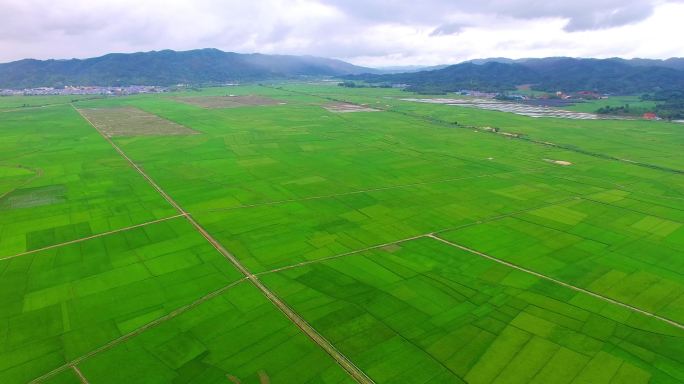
[346,57,684,94]
[0,49,375,88]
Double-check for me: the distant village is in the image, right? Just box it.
[0,85,168,96]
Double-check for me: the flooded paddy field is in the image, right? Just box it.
[402,98,628,120]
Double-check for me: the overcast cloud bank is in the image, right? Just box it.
[0,0,682,66]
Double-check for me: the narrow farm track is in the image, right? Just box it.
[252,207,684,332]
[0,214,186,261]
[72,105,374,384]
[0,103,73,114]
[428,235,684,331]
[0,105,56,114]
[0,97,105,114]
[259,232,684,331]
[71,365,90,384]
[1,186,573,262]
[4,187,577,265]
[29,278,248,383]
[256,196,583,277]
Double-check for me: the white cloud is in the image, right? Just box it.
[0,0,682,66]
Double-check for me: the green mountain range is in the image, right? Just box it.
[347,57,684,94]
[3,50,684,95]
[0,48,374,88]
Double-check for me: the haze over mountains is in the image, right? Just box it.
[1,48,684,94]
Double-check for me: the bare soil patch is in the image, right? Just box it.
[78,107,198,137]
[173,95,284,109]
[544,159,573,166]
[323,102,379,113]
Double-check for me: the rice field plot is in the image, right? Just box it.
[173,95,284,109]
[73,282,354,384]
[97,87,680,278]
[191,171,582,273]
[98,99,582,214]
[0,218,243,383]
[78,107,198,137]
[0,165,41,201]
[283,84,684,171]
[439,196,684,323]
[0,106,176,257]
[259,236,684,384]
[3,84,683,383]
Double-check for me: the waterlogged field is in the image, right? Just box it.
[1,83,683,383]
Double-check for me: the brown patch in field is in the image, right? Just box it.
[381,244,402,253]
[173,95,283,109]
[544,159,573,166]
[258,371,270,384]
[323,102,379,113]
[78,107,198,137]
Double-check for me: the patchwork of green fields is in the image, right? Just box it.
[1,84,683,383]
[261,237,684,383]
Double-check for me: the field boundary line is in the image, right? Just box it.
[0,104,65,114]
[197,168,545,213]
[72,105,374,384]
[257,234,428,277]
[29,278,248,384]
[1,97,105,114]
[258,231,684,331]
[0,214,185,261]
[71,365,90,384]
[428,234,684,330]
[253,200,684,332]
[256,196,583,277]
[0,167,43,201]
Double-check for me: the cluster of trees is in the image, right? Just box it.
[338,81,392,89]
[644,91,684,120]
[596,104,650,116]
[338,81,362,88]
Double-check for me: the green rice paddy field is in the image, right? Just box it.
[1,84,683,383]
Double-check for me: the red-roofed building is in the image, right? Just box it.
[643,112,658,120]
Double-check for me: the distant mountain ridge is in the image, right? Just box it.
[347,57,684,94]
[0,48,376,88]
[374,65,450,74]
[3,50,684,93]
[465,57,684,71]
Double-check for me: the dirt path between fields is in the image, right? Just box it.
[27,190,683,383]
[29,278,247,384]
[251,194,684,332]
[71,365,90,384]
[428,235,684,331]
[71,104,374,384]
[0,104,65,113]
[0,214,185,261]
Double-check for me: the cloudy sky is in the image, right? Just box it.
[1,0,683,67]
